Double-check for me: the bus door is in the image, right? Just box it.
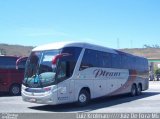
[57,79,71,103]
[54,47,81,103]
[55,54,72,103]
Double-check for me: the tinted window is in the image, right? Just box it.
[111,54,122,68]
[100,51,112,68]
[0,57,18,69]
[56,47,82,82]
[80,49,148,71]
[80,49,112,70]
[80,49,97,70]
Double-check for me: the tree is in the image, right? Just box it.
[143,44,160,48]
[155,68,160,75]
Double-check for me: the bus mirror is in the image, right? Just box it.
[52,54,63,65]
[16,57,28,70]
[52,53,71,65]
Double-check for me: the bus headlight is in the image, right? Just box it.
[43,87,51,92]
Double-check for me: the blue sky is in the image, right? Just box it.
[0,0,160,49]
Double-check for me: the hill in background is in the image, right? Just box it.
[0,44,33,56]
[121,48,160,59]
[0,43,160,59]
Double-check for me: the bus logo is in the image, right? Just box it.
[93,69,121,78]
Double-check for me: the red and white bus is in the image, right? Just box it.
[0,56,27,95]
[22,42,149,106]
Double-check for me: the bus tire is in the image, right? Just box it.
[9,84,21,96]
[77,89,90,106]
[136,84,142,96]
[130,84,137,97]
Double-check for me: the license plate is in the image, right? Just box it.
[29,98,37,102]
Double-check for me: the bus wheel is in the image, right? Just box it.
[137,84,142,96]
[9,84,21,96]
[77,90,90,106]
[130,84,137,97]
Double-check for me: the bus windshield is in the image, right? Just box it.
[23,47,82,88]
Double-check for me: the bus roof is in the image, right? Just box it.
[32,42,118,54]
[32,42,147,60]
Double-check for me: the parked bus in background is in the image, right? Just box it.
[22,42,149,106]
[0,56,28,96]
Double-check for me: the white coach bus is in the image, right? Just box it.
[22,42,149,106]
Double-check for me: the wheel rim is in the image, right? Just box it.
[79,94,87,103]
[12,86,20,95]
[138,86,141,94]
[138,87,140,92]
[132,86,136,95]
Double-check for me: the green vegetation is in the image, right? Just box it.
[155,68,160,75]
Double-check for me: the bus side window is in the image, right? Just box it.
[101,52,112,68]
[80,49,93,70]
[111,54,121,68]
[80,49,112,70]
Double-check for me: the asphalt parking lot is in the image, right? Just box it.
[0,81,160,113]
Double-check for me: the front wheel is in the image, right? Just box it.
[9,84,21,96]
[77,90,90,106]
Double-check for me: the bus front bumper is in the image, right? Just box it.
[21,85,58,105]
